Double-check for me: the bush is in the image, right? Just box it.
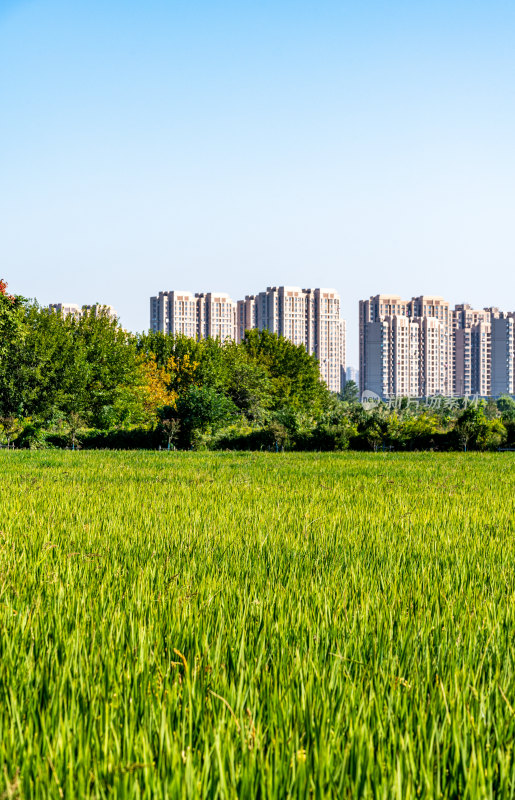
[80,428,163,450]
[15,423,53,450]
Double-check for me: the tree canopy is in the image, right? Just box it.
[0,281,514,451]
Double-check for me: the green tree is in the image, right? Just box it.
[497,395,515,422]
[241,329,329,413]
[398,412,440,450]
[341,380,359,404]
[224,344,272,422]
[358,409,390,451]
[75,309,140,426]
[497,395,515,447]
[9,305,89,419]
[175,385,237,447]
[0,415,22,448]
[484,398,500,420]
[0,280,26,359]
[454,402,506,451]
[0,281,28,417]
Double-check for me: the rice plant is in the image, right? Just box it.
[0,451,514,798]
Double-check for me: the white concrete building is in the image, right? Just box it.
[49,303,117,320]
[196,292,236,341]
[150,290,236,341]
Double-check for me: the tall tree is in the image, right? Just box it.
[0,280,27,416]
[241,329,328,413]
[341,380,359,404]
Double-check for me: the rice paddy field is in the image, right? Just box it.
[0,451,514,798]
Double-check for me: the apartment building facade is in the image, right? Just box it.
[150,291,198,338]
[452,306,515,397]
[196,292,237,340]
[150,291,237,341]
[359,295,451,398]
[360,295,515,398]
[453,304,493,396]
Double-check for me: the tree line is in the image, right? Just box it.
[1,280,514,451]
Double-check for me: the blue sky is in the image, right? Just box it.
[1,0,515,364]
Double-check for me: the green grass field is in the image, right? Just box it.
[0,452,514,798]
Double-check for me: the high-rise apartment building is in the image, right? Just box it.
[360,295,515,398]
[337,319,347,393]
[152,285,346,392]
[408,296,452,396]
[345,366,359,385]
[453,305,497,395]
[452,305,515,397]
[491,315,515,396]
[49,303,117,320]
[360,295,451,398]
[453,304,493,396]
[315,289,345,393]
[150,291,198,337]
[150,291,236,341]
[237,286,312,347]
[236,295,258,342]
[236,286,344,392]
[49,303,82,317]
[196,292,237,340]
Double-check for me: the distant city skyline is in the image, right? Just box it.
[42,281,514,373]
[2,0,515,365]
[10,275,515,373]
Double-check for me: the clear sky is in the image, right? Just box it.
[2,0,515,365]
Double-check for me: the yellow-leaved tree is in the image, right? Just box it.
[167,353,199,392]
[139,354,178,420]
[114,352,200,428]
